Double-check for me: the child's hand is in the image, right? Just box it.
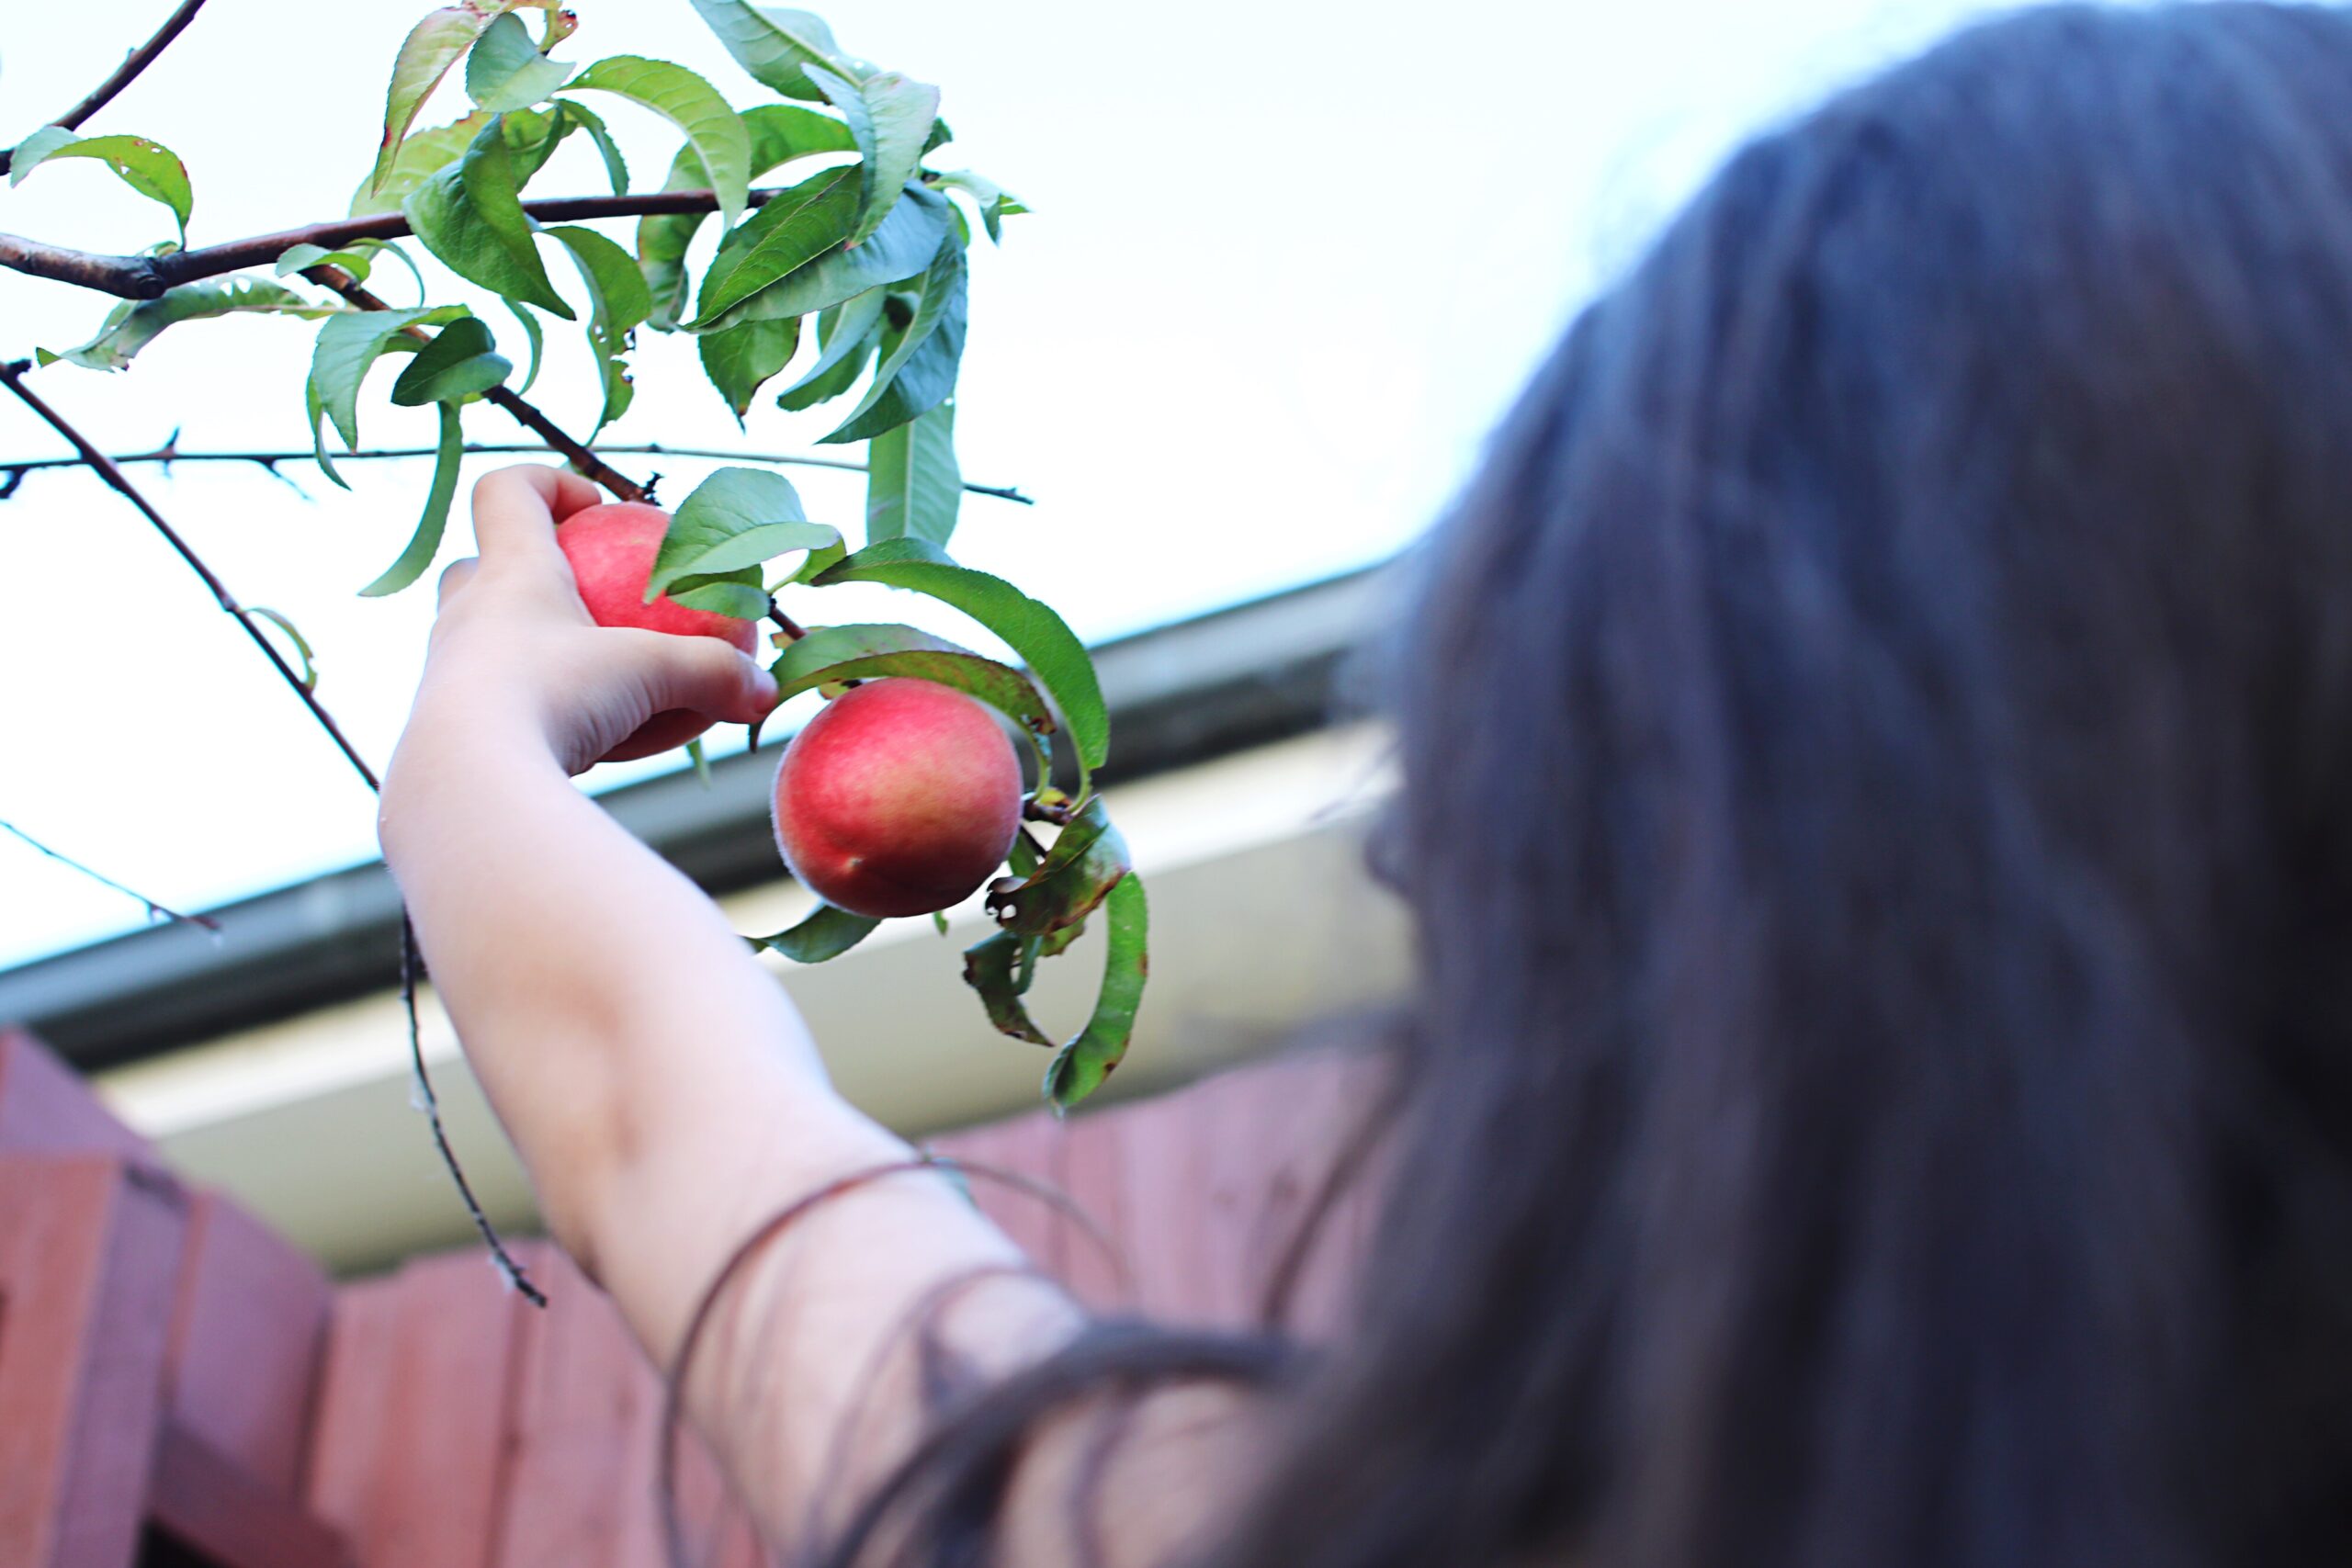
[396,466,777,778]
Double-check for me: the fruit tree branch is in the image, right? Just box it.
[0,354,548,1305]
[0,439,1037,504]
[0,818,220,932]
[0,0,211,177]
[0,187,760,300]
[0,357,382,788]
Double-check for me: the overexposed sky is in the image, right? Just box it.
[0,0,2012,968]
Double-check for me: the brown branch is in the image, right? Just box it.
[0,357,382,789]
[0,0,211,176]
[302,263,648,502]
[0,187,752,300]
[0,439,1037,504]
[0,818,220,932]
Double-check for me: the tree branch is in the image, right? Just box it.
[0,818,219,932]
[0,0,211,177]
[0,439,1037,504]
[0,352,548,1306]
[1,187,752,300]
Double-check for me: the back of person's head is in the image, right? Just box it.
[823,6,2352,1567]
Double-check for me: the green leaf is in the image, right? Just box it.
[686,735,714,786]
[769,622,1057,767]
[813,538,1109,795]
[1043,874,1149,1111]
[466,12,573,111]
[666,574,771,618]
[275,243,377,284]
[360,401,466,596]
[306,377,348,490]
[775,287,884,411]
[353,112,493,217]
[9,128,193,239]
[865,400,960,547]
[933,170,1026,244]
[802,65,939,249]
[650,467,839,598]
[242,607,319,693]
[700,182,950,331]
[561,100,629,194]
[390,313,511,404]
[636,103,856,332]
[562,55,749,223]
[687,163,860,327]
[40,279,339,373]
[503,298,544,393]
[752,899,883,962]
[821,235,965,444]
[542,224,650,435]
[368,3,559,197]
[687,0,863,101]
[307,304,466,448]
[698,315,801,421]
[986,796,1130,937]
[961,930,1054,1045]
[401,116,573,317]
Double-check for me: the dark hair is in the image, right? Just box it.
[799,6,2352,1565]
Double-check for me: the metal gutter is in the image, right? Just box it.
[0,567,1394,1070]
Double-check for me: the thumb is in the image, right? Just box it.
[643,635,779,727]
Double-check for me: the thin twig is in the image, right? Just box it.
[0,186,759,300]
[0,355,548,1305]
[0,358,379,788]
[0,440,1036,504]
[0,818,220,931]
[0,0,211,177]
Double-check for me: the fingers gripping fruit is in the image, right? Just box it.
[771,679,1024,919]
[556,502,761,760]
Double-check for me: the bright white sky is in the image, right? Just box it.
[0,0,2014,969]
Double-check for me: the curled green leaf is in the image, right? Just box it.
[562,54,750,223]
[543,224,651,435]
[401,116,574,317]
[687,0,865,100]
[752,900,882,962]
[821,235,965,445]
[390,313,511,405]
[40,279,340,374]
[769,622,1057,773]
[801,64,938,249]
[9,128,193,239]
[307,304,466,449]
[466,11,574,111]
[961,930,1053,1045]
[698,315,802,421]
[650,467,838,599]
[1043,874,1149,1111]
[369,3,560,197]
[986,796,1130,938]
[242,607,319,693]
[360,401,467,597]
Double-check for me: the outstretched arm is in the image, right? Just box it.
[377,466,1088,1540]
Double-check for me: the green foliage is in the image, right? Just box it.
[770,622,1057,773]
[359,401,466,596]
[811,539,1109,798]
[752,900,882,962]
[865,400,960,547]
[697,183,950,331]
[368,1,563,197]
[698,315,801,420]
[241,607,320,692]
[821,234,965,444]
[307,304,466,449]
[38,280,338,372]
[562,55,750,222]
[987,796,1129,937]
[688,164,859,327]
[465,12,574,112]
[389,313,510,404]
[802,65,938,248]
[1041,875,1149,1111]
[775,288,885,411]
[649,467,838,599]
[9,128,193,240]
[932,170,1027,244]
[401,116,573,317]
[543,225,650,434]
[687,0,865,101]
[637,103,857,330]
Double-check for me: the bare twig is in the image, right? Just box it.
[1,186,760,300]
[0,439,1036,504]
[0,818,220,931]
[0,358,380,788]
[0,355,548,1306]
[0,0,211,177]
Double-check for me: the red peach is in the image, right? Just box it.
[556,501,760,761]
[771,679,1023,919]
